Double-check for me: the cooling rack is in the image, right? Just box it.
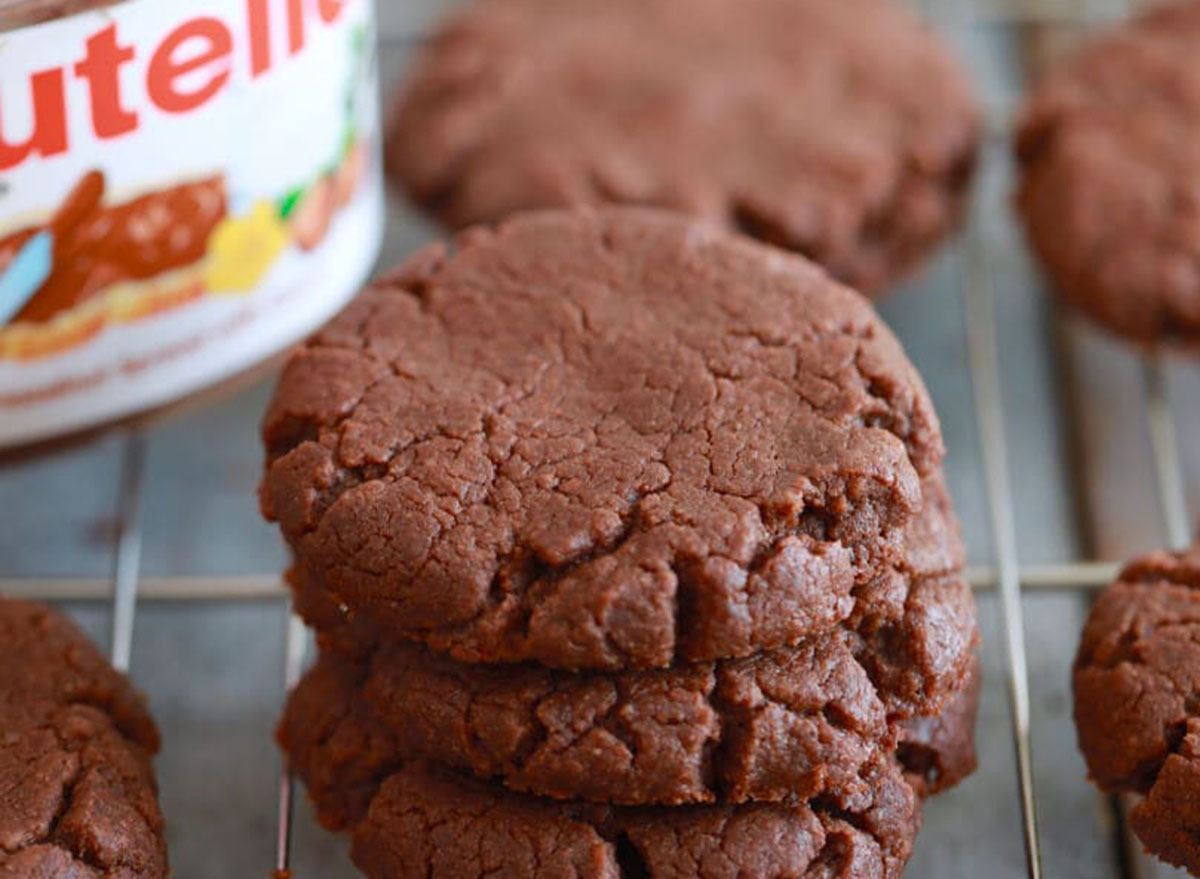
[1,1,1195,877]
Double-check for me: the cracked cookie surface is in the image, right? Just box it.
[262,207,944,672]
[384,0,978,295]
[285,474,976,808]
[1073,545,1200,873]
[899,653,980,799]
[0,599,166,879]
[353,492,974,808]
[1016,1,1200,346]
[287,475,972,673]
[280,652,921,879]
[362,637,890,808]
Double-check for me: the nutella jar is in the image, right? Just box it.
[0,0,384,448]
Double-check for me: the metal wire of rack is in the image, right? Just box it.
[5,1,1194,877]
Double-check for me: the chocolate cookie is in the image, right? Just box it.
[354,758,917,879]
[351,488,974,809]
[1073,545,1200,873]
[1016,2,1200,345]
[899,654,981,799]
[361,580,973,808]
[262,207,945,672]
[280,653,921,879]
[362,637,889,808]
[384,0,978,295]
[0,598,167,879]
[289,472,970,668]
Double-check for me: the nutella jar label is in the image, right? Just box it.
[0,0,383,448]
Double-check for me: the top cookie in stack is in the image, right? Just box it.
[261,207,978,877]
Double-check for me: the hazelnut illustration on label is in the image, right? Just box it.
[0,171,226,359]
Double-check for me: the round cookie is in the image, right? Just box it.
[354,759,916,879]
[362,638,891,808]
[284,471,977,810]
[280,653,921,879]
[1073,545,1200,873]
[261,207,945,672]
[287,472,971,669]
[361,573,973,809]
[385,0,978,295]
[351,480,975,809]
[1016,2,1200,346]
[0,599,166,879]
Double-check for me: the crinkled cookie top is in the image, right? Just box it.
[262,207,943,670]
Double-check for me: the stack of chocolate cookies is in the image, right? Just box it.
[261,208,980,878]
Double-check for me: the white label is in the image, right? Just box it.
[0,0,384,447]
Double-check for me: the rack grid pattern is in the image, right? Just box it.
[4,2,1193,878]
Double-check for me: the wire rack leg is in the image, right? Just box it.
[275,609,309,878]
[110,431,146,673]
[1143,358,1192,551]
[963,223,1043,879]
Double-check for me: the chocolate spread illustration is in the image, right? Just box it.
[0,171,226,322]
[0,171,227,358]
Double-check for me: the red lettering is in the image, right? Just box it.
[287,0,305,54]
[0,70,68,172]
[246,0,272,76]
[287,0,351,56]
[147,18,233,114]
[317,0,345,23]
[74,24,138,139]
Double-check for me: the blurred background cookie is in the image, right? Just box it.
[384,0,979,296]
[1016,1,1200,347]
